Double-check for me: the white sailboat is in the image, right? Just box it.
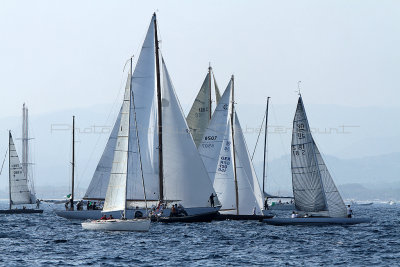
[186,65,221,147]
[60,14,220,221]
[82,58,150,231]
[263,95,370,225]
[198,76,270,220]
[0,131,42,214]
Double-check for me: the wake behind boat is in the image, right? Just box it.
[263,94,370,226]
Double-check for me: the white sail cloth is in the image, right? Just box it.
[161,58,218,208]
[291,96,346,217]
[198,82,264,215]
[9,133,34,205]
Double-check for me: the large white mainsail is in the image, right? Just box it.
[9,132,34,206]
[161,58,218,208]
[186,67,222,147]
[198,79,264,215]
[291,96,346,217]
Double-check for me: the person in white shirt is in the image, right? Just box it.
[291,211,298,218]
[347,205,353,218]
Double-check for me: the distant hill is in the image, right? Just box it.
[254,152,400,201]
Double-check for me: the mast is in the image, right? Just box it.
[208,64,212,120]
[230,75,239,215]
[262,97,270,198]
[154,13,164,201]
[71,116,75,210]
[8,131,11,210]
[22,104,28,182]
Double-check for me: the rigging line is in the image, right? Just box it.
[0,148,8,176]
[251,106,266,161]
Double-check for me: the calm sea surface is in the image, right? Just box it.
[0,201,399,266]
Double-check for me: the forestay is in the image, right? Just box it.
[9,133,34,205]
[161,58,218,208]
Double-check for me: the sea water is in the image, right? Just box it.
[0,201,399,266]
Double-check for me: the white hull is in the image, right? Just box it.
[55,206,219,220]
[82,219,150,231]
[263,217,371,226]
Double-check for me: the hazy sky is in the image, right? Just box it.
[0,0,399,119]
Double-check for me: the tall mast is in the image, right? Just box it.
[153,13,164,201]
[71,116,75,210]
[208,64,212,120]
[8,131,11,210]
[22,104,28,180]
[262,97,270,198]
[230,75,239,215]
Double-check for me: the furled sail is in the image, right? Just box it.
[161,58,218,208]
[9,132,33,205]
[291,96,346,217]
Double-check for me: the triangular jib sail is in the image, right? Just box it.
[291,96,346,217]
[186,67,222,147]
[9,132,34,207]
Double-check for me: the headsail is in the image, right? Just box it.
[198,81,264,215]
[186,71,212,147]
[84,106,122,201]
[291,96,346,217]
[9,132,33,206]
[161,58,218,208]
[102,73,132,213]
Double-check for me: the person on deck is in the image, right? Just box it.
[170,205,176,217]
[100,214,107,220]
[108,215,114,220]
[347,205,353,218]
[209,193,215,207]
[36,199,40,209]
[291,211,298,218]
[264,198,269,210]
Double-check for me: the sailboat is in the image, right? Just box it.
[59,14,220,221]
[82,58,150,231]
[186,65,221,147]
[254,98,295,211]
[0,104,42,214]
[198,76,272,220]
[263,95,370,225]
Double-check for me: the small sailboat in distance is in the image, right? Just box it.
[263,94,370,225]
[0,131,43,214]
[82,58,150,232]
